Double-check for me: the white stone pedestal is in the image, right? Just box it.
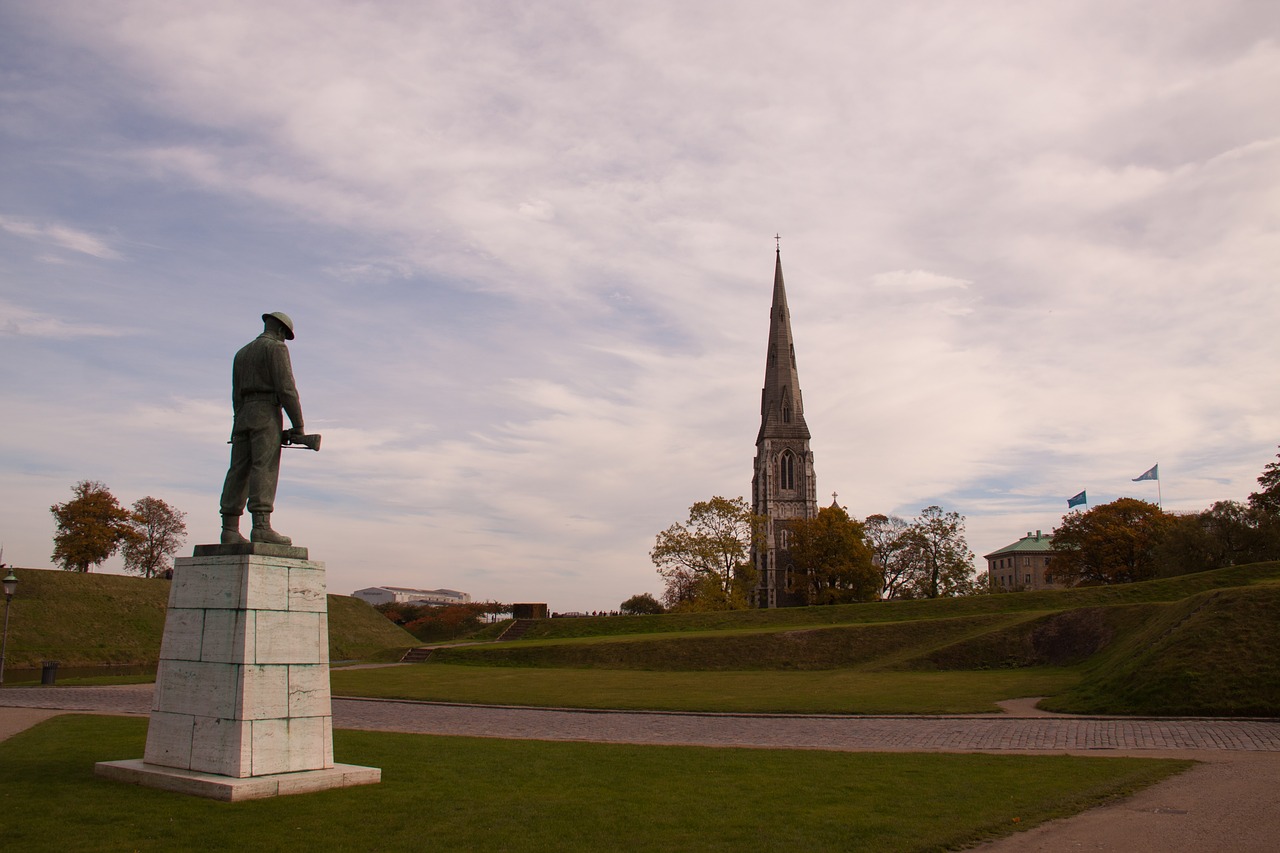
[95,544,380,800]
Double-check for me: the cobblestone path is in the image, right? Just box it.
[3,685,1279,753]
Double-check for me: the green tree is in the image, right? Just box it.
[864,513,912,599]
[650,496,764,611]
[620,593,665,615]
[1051,498,1171,585]
[121,496,188,578]
[1249,446,1280,515]
[50,480,133,572]
[786,505,879,604]
[899,506,977,598]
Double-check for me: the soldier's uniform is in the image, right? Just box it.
[219,312,303,545]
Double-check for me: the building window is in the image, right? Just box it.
[1022,557,1030,567]
[779,529,789,549]
[780,451,795,490]
[1025,574,1031,585]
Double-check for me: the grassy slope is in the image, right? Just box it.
[387,564,1280,715]
[516,562,1280,642]
[1045,584,1280,716]
[1,567,415,668]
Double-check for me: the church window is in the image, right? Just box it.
[780,450,795,490]
[789,343,796,365]
[778,529,789,548]
[769,345,777,367]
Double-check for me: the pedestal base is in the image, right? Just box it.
[98,544,380,799]
[95,759,380,802]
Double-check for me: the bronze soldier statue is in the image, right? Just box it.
[219,311,305,546]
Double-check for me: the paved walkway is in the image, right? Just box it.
[3,686,1280,851]
[2,685,1278,753]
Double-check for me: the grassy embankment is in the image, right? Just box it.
[332,562,1280,715]
[0,567,416,672]
[1,714,1190,852]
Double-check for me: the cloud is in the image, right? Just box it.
[0,1,1277,608]
[0,215,122,260]
[0,299,126,339]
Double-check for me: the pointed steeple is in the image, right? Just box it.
[756,248,810,444]
[750,245,819,608]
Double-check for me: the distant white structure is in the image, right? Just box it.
[351,586,471,607]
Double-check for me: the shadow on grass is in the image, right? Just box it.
[1,715,1190,852]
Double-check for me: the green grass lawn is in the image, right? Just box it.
[331,663,1081,713]
[0,715,1189,852]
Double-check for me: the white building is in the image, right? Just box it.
[351,586,472,607]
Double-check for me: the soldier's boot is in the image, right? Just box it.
[251,512,292,546]
[220,514,250,545]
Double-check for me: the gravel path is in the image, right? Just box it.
[4,685,1279,851]
[2,684,1279,753]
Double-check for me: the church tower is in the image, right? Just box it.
[751,247,818,608]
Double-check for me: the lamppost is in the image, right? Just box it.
[0,567,17,687]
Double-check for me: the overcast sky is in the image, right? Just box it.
[2,1,1278,610]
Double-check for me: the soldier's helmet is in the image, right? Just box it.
[262,311,295,340]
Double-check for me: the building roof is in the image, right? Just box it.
[983,530,1054,558]
[355,586,466,596]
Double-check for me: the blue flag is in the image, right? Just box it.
[1068,490,1087,508]
[1133,464,1159,482]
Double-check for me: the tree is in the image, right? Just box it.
[121,496,188,578]
[786,505,879,604]
[50,480,133,572]
[620,593,665,615]
[380,601,509,642]
[864,513,912,599]
[650,496,765,611]
[1249,446,1280,515]
[1051,498,1171,585]
[898,506,977,598]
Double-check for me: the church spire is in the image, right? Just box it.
[756,248,810,444]
[751,245,818,608]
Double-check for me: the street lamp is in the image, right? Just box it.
[0,567,16,687]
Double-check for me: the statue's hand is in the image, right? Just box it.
[287,426,305,438]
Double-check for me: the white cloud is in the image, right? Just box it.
[0,299,126,338]
[0,215,122,260]
[0,1,1278,607]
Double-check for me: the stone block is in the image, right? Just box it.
[285,715,329,772]
[200,608,250,663]
[287,566,327,612]
[255,610,323,664]
[143,711,195,769]
[193,542,309,560]
[288,664,331,718]
[190,716,253,777]
[170,558,246,610]
[95,760,380,802]
[239,664,289,720]
[154,660,240,719]
[159,609,205,661]
[243,560,289,610]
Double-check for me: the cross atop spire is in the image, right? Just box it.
[775,233,780,252]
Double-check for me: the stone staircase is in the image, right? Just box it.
[400,647,434,663]
[498,619,535,642]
